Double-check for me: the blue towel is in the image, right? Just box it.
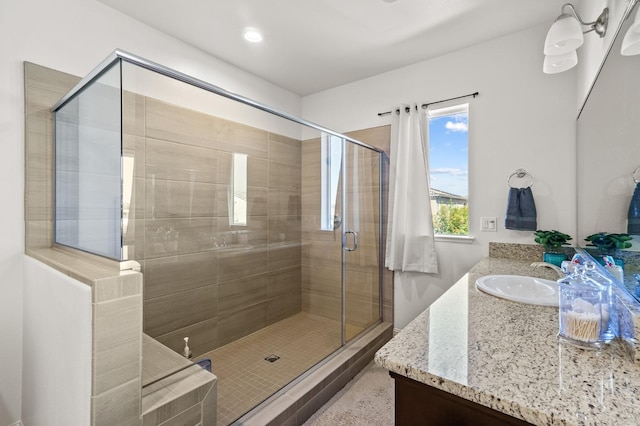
[628,183,640,235]
[505,187,537,231]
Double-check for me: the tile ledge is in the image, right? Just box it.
[141,364,216,416]
[26,247,122,285]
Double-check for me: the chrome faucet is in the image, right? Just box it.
[530,262,565,278]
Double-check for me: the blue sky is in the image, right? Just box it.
[428,112,469,197]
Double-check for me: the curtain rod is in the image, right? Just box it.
[377,91,479,117]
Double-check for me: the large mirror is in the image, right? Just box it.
[577,1,640,296]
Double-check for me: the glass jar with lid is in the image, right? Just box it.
[558,264,610,349]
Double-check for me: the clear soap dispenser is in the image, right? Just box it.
[558,265,610,349]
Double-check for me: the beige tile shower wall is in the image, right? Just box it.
[300,126,392,328]
[344,127,392,326]
[24,63,80,251]
[137,98,302,356]
[301,139,343,322]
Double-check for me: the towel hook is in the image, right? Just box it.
[633,165,640,184]
[507,168,534,188]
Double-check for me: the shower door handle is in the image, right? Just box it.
[344,230,358,252]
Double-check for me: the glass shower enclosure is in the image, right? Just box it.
[52,50,383,424]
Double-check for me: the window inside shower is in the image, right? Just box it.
[52,54,383,425]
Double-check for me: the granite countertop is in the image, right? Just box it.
[375,257,640,425]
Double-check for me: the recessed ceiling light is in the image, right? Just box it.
[244,28,263,43]
[382,0,398,3]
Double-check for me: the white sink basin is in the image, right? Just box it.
[475,275,559,307]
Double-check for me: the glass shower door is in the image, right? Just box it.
[342,141,381,342]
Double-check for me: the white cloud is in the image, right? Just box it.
[445,121,468,132]
[431,168,468,176]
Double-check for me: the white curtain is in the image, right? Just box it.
[385,105,438,273]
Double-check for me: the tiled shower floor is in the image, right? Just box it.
[200,312,363,425]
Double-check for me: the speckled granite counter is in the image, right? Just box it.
[376,257,640,425]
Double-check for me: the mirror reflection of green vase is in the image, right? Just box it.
[595,256,624,268]
[543,252,568,267]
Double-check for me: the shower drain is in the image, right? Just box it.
[264,354,280,363]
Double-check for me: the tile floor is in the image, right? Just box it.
[200,312,364,425]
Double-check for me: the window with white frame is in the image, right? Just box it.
[427,103,469,236]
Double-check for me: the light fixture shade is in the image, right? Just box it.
[544,15,584,55]
[543,50,578,74]
[621,8,640,56]
[628,7,640,33]
[621,27,640,56]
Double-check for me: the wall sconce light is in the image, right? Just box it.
[622,6,640,56]
[543,3,609,74]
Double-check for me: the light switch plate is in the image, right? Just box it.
[481,217,497,232]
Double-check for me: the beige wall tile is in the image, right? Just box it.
[156,403,201,426]
[142,335,191,387]
[216,120,268,159]
[301,217,345,243]
[154,317,218,358]
[123,135,146,178]
[268,266,301,299]
[146,98,216,149]
[144,284,218,337]
[125,177,146,239]
[93,379,142,426]
[216,216,268,246]
[202,383,217,426]
[24,110,53,170]
[148,372,212,426]
[218,272,269,316]
[145,178,216,219]
[144,217,217,259]
[25,219,52,250]
[382,269,393,324]
[345,125,391,155]
[301,265,341,296]
[128,216,146,261]
[268,133,301,165]
[268,189,301,217]
[300,189,322,216]
[145,138,218,183]
[302,241,342,270]
[123,91,145,137]
[269,161,301,190]
[217,302,269,346]
[93,295,142,396]
[301,291,341,322]
[217,245,268,282]
[143,252,218,300]
[24,62,79,109]
[268,267,302,323]
[25,166,52,222]
[345,270,380,301]
[345,244,380,274]
[346,295,379,328]
[268,216,301,244]
[268,243,302,271]
[268,295,302,325]
[94,271,142,303]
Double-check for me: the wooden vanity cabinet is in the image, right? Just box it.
[391,372,533,426]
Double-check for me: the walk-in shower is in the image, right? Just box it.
[52,50,384,424]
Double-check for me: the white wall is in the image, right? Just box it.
[22,257,92,426]
[0,1,301,425]
[302,24,577,329]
